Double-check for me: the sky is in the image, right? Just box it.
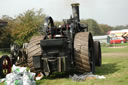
[0,0,128,26]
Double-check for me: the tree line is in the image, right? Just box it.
[0,9,127,48]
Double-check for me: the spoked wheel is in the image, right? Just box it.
[0,55,12,77]
[74,32,95,74]
[94,41,102,66]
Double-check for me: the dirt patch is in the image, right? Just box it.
[107,46,128,48]
[102,52,128,57]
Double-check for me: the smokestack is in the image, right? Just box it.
[71,3,80,21]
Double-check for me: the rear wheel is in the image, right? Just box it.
[74,32,95,73]
[0,55,12,78]
[26,35,44,73]
[94,41,102,66]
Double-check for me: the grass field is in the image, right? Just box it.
[0,46,128,85]
[36,46,128,85]
[0,51,10,57]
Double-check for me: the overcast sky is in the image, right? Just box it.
[0,0,128,26]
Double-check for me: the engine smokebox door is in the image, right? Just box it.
[33,55,41,69]
[40,39,68,58]
[40,39,67,47]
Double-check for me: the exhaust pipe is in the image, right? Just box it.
[71,3,80,21]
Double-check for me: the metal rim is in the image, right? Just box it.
[98,41,101,66]
[88,33,95,73]
[94,41,102,66]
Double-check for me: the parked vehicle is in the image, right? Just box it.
[110,37,126,44]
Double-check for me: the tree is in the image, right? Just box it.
[99,24,113,35]
[113,25,128,30]
[0,15,13,48]
[81,19,103,35]
[54,21,63,27]
[10,9,45,46]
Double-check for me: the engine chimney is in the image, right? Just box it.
[71,3,80,21]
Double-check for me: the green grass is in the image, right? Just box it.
[0,51,10,56]
[36,46,128,85]
[102,43,128,47]
[1,46,128,85]
[35,56,128,85]
[109,43,128,46]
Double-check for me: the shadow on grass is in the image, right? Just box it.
[95,63,119,75]
[42,63,119,79]
[43,70,79,79]
[37,63,119,85]
[36,71,78,85]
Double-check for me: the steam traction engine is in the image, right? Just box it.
[26,3,102,76]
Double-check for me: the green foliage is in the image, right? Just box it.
[81,19,115,35]
[101,43,128,48]
[81,19,103,35]
[0,16,12,48]
[0,51,10,56]
[99,24,113,35]
[113,25,128,30]
[0,8,127,47]
[10,9,45,46]
[54,21,63,27]
[1,41,128,85]
[35,47,128,85]
[0,9,45,46]
[101,46,128,53]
